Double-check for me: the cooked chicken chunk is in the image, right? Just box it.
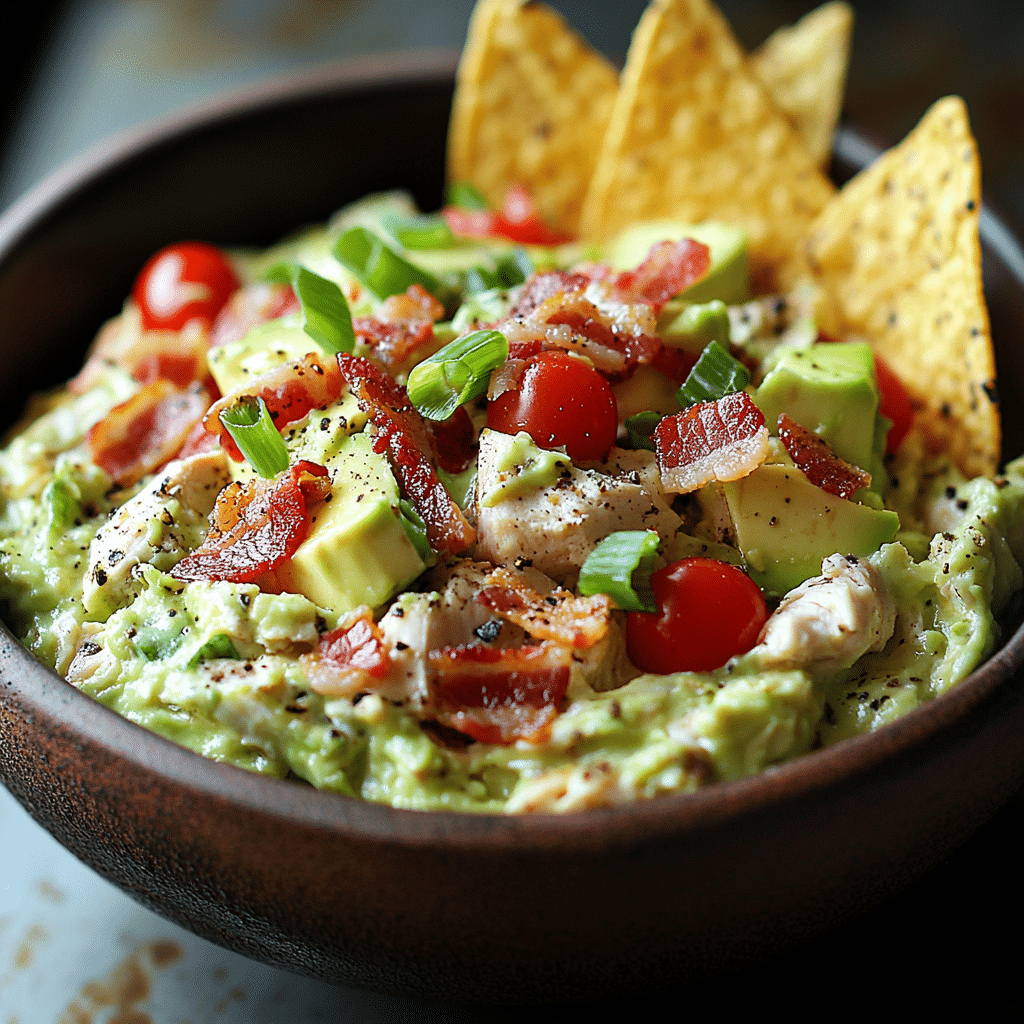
[756,553,896,677]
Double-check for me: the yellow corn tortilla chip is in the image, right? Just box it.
[751,1,853,167]
[579,0,835,291]
[802,96,999,478]
[447,0,618,235]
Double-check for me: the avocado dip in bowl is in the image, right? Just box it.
[2,51,1024,1002]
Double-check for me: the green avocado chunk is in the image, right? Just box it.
[602,220,749,305]
[754,342,878,472]
[722,463,901,597]
[273,432,427,615]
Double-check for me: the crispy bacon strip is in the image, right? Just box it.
[778,414,871,499]
[210,281,300,348]
[203,352,343,461]
[88,380,211,488]
[429,641,572,745]
[475,566,611,649]
[302,608,390,697]
[170,460,329,585]
[353,284,445,373]
[337,354,476,555]
[654,390,769,494]
[613,239,710,311]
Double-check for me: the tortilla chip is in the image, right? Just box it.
[802,96,999,478]
[447,0,619,235]
[751,1,853,167]
[578,0,835,291]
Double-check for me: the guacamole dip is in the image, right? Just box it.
[1,189,1021,814]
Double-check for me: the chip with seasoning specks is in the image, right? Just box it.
[750,1,854,168]
[801,95,999,479]
[446,0,619,236]
[578,0,835,292]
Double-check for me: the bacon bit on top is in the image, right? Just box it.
[475,566,611,649]
[302,607,391,697]
[88,380,212,489]
[424,404,477,475]
[777,414,871,499]
[613,238,710,312]
[203,352,343,461]
[209,281,300,348]
[428,641,572,745]
[353,283,445,373]
[654,390,769,494]
[337,354,476,555]
[170,460,330,586]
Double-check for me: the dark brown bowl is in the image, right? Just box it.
[2,53,1024,1005]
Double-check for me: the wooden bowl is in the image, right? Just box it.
[2,53,1023,1004]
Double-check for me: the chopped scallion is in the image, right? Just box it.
[578,530,660,612]
[397,500,434,563]
[333,227,442,300]
[406,330,508,421]
[445,181,490,211]
[220,396,290,478]
[676,340,751,410]
[292,265,355,354]
[188,633,240,669]
[388,214,455,250]
[624,411,662,452]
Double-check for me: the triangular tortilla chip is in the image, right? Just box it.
[751,1,853,167]
[578,0,835,291]
[802,96,999,478]
[447,0,618,235]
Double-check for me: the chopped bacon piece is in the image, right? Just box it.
[88,380,211,488]
[302,608,390,696]
[353,283,444,372]
[425,404,477,475]
[204,352,343,460]
[125,331,209,388]
[210,281,300,348]
[613,239,710,312]
[475,566,610,649]
[337,354,476,555]
[508,271,591,320]
[170,460,329,585]
[777,414,871,499]
[650,345,699,384]
[429,641,572,745]
[654,390,769,494]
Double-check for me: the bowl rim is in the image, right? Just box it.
[3,51,1024,851]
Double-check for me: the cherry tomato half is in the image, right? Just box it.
[873,354,914,455]
[626,558,768,674]
[487,351,618,462]
[132,241,240,332]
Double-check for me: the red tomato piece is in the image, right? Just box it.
[874,354,914,454]
[443,186,572,246]
[486,351,618,462]
[626,558,768,674]
[132,241,240,332]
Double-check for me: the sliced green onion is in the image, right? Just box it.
[397,500,434,564]
[624,411,662,452]
[262,261,294,284]
[333,227,442,300]
[445,181,490,211]
[406,330,508,421]
[220,396,289,478]
[676,340,751,410]
[292,265,355,354]
[134,623,186,661]
[42,478,80,536]
[387,214,455,250]
[578,530,660,612]
[188,633,240,669]
[463,249,532,296]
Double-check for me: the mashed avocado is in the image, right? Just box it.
[1,193,1021,814]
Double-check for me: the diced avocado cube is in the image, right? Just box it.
[602,221,749,305]
[753,342,878,472]
[657,299,730,357]
[274,432,427,614]
[208,318,325,397]
[722,464,900,597]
